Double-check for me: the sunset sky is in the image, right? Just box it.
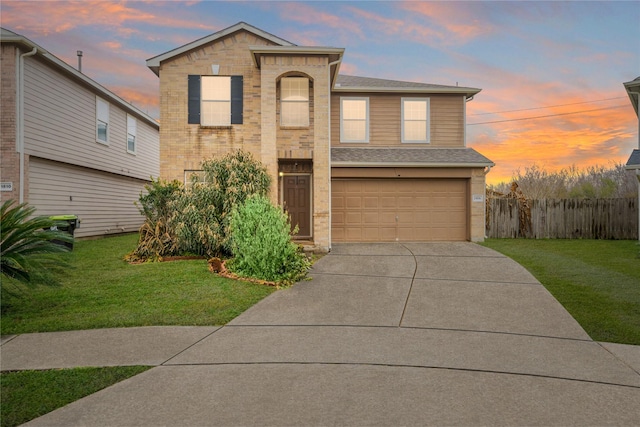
[2,0,639,184]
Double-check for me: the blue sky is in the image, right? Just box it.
[2,0,639,183]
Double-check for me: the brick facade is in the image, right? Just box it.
[1,44,20,203]
[153,23,491,249]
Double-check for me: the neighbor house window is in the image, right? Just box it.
[401,98,430,143]
[127,115,136,154]
[188,75,243,126]
[280,77,309,127]
[96,97,109,144]
[340,97,369,143]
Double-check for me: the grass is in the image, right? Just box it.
[481,239,640,345]
[1,233,276,334]
[1,366,151,427]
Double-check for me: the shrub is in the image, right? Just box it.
[1,200,72,295]
[169,150,271,257]
[228,195,310,286]
[127,178,183,261]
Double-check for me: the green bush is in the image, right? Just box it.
[1,200,72,296]
[169,150,271,257]
[228,195,310,286]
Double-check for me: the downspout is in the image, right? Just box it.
[327,58,341,252]
[17,47,38,204]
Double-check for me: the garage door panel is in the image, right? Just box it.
[332,178,468,242]
[363,212,379,224]
[346,197,362,208]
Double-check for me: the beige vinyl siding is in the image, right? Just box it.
[28,158,146,238]
[22,55,159,181]
[331,93,465,147]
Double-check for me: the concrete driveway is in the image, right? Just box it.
[10,243,640,426]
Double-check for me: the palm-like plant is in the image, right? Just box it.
[1,200,73,292]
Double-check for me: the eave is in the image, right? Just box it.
[623,77,640,117]
[249,45,345,87]
[331,161,495,168]
[332,85,481,98]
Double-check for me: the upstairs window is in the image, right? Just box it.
[202,76,231,126]
[280,77,309,127]
[340,97,369,143]
[96,97,109,144]
[188,75,243,126]
[401,98,430,143]
[127,115,136,154]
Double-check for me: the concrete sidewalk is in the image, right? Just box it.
[2,242,640,426]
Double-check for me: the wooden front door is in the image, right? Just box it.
[283,175,311,238]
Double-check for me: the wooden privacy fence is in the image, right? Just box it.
[486,198,638,239]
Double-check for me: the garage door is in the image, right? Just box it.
[332,179,468,242]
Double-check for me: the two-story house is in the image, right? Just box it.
[623,76,640,240]
[1,28,160,238]
[146,22,493,251]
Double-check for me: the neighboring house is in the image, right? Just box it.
[623,76,640,240]
[146,22,493,251]
[1,28,160,238]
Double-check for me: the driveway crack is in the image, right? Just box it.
[399,244,418,327]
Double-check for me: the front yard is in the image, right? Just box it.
[1,233,275,335]
[481,239,640,345]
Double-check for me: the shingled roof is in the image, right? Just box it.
[626,149,640,169]
[332,147,494,167]
[334,75,481,98]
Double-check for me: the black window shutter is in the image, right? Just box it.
[230,76,243,124]
[188,75,200,124]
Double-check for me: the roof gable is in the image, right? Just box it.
[146,22,295,75]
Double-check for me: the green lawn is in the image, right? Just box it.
[1,233,276,334]
[1,366,151,427]
[481,239,640,345]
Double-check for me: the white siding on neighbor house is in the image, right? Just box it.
[21,55,159,181]
[28,157,147,238]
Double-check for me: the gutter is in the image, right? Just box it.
[331,162,495,168]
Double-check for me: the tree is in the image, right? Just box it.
[1,200,72,295]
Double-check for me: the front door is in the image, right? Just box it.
[283,175,311,238]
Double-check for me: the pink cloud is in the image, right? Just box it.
[400,1,497,44]
[1,1,215,37]
[276,2,364,40]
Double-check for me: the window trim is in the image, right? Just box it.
[280,77,310,128]
[340,97,369,143]
[96,97,109,145]
[401,97,430,144]
[126,114,137,155]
